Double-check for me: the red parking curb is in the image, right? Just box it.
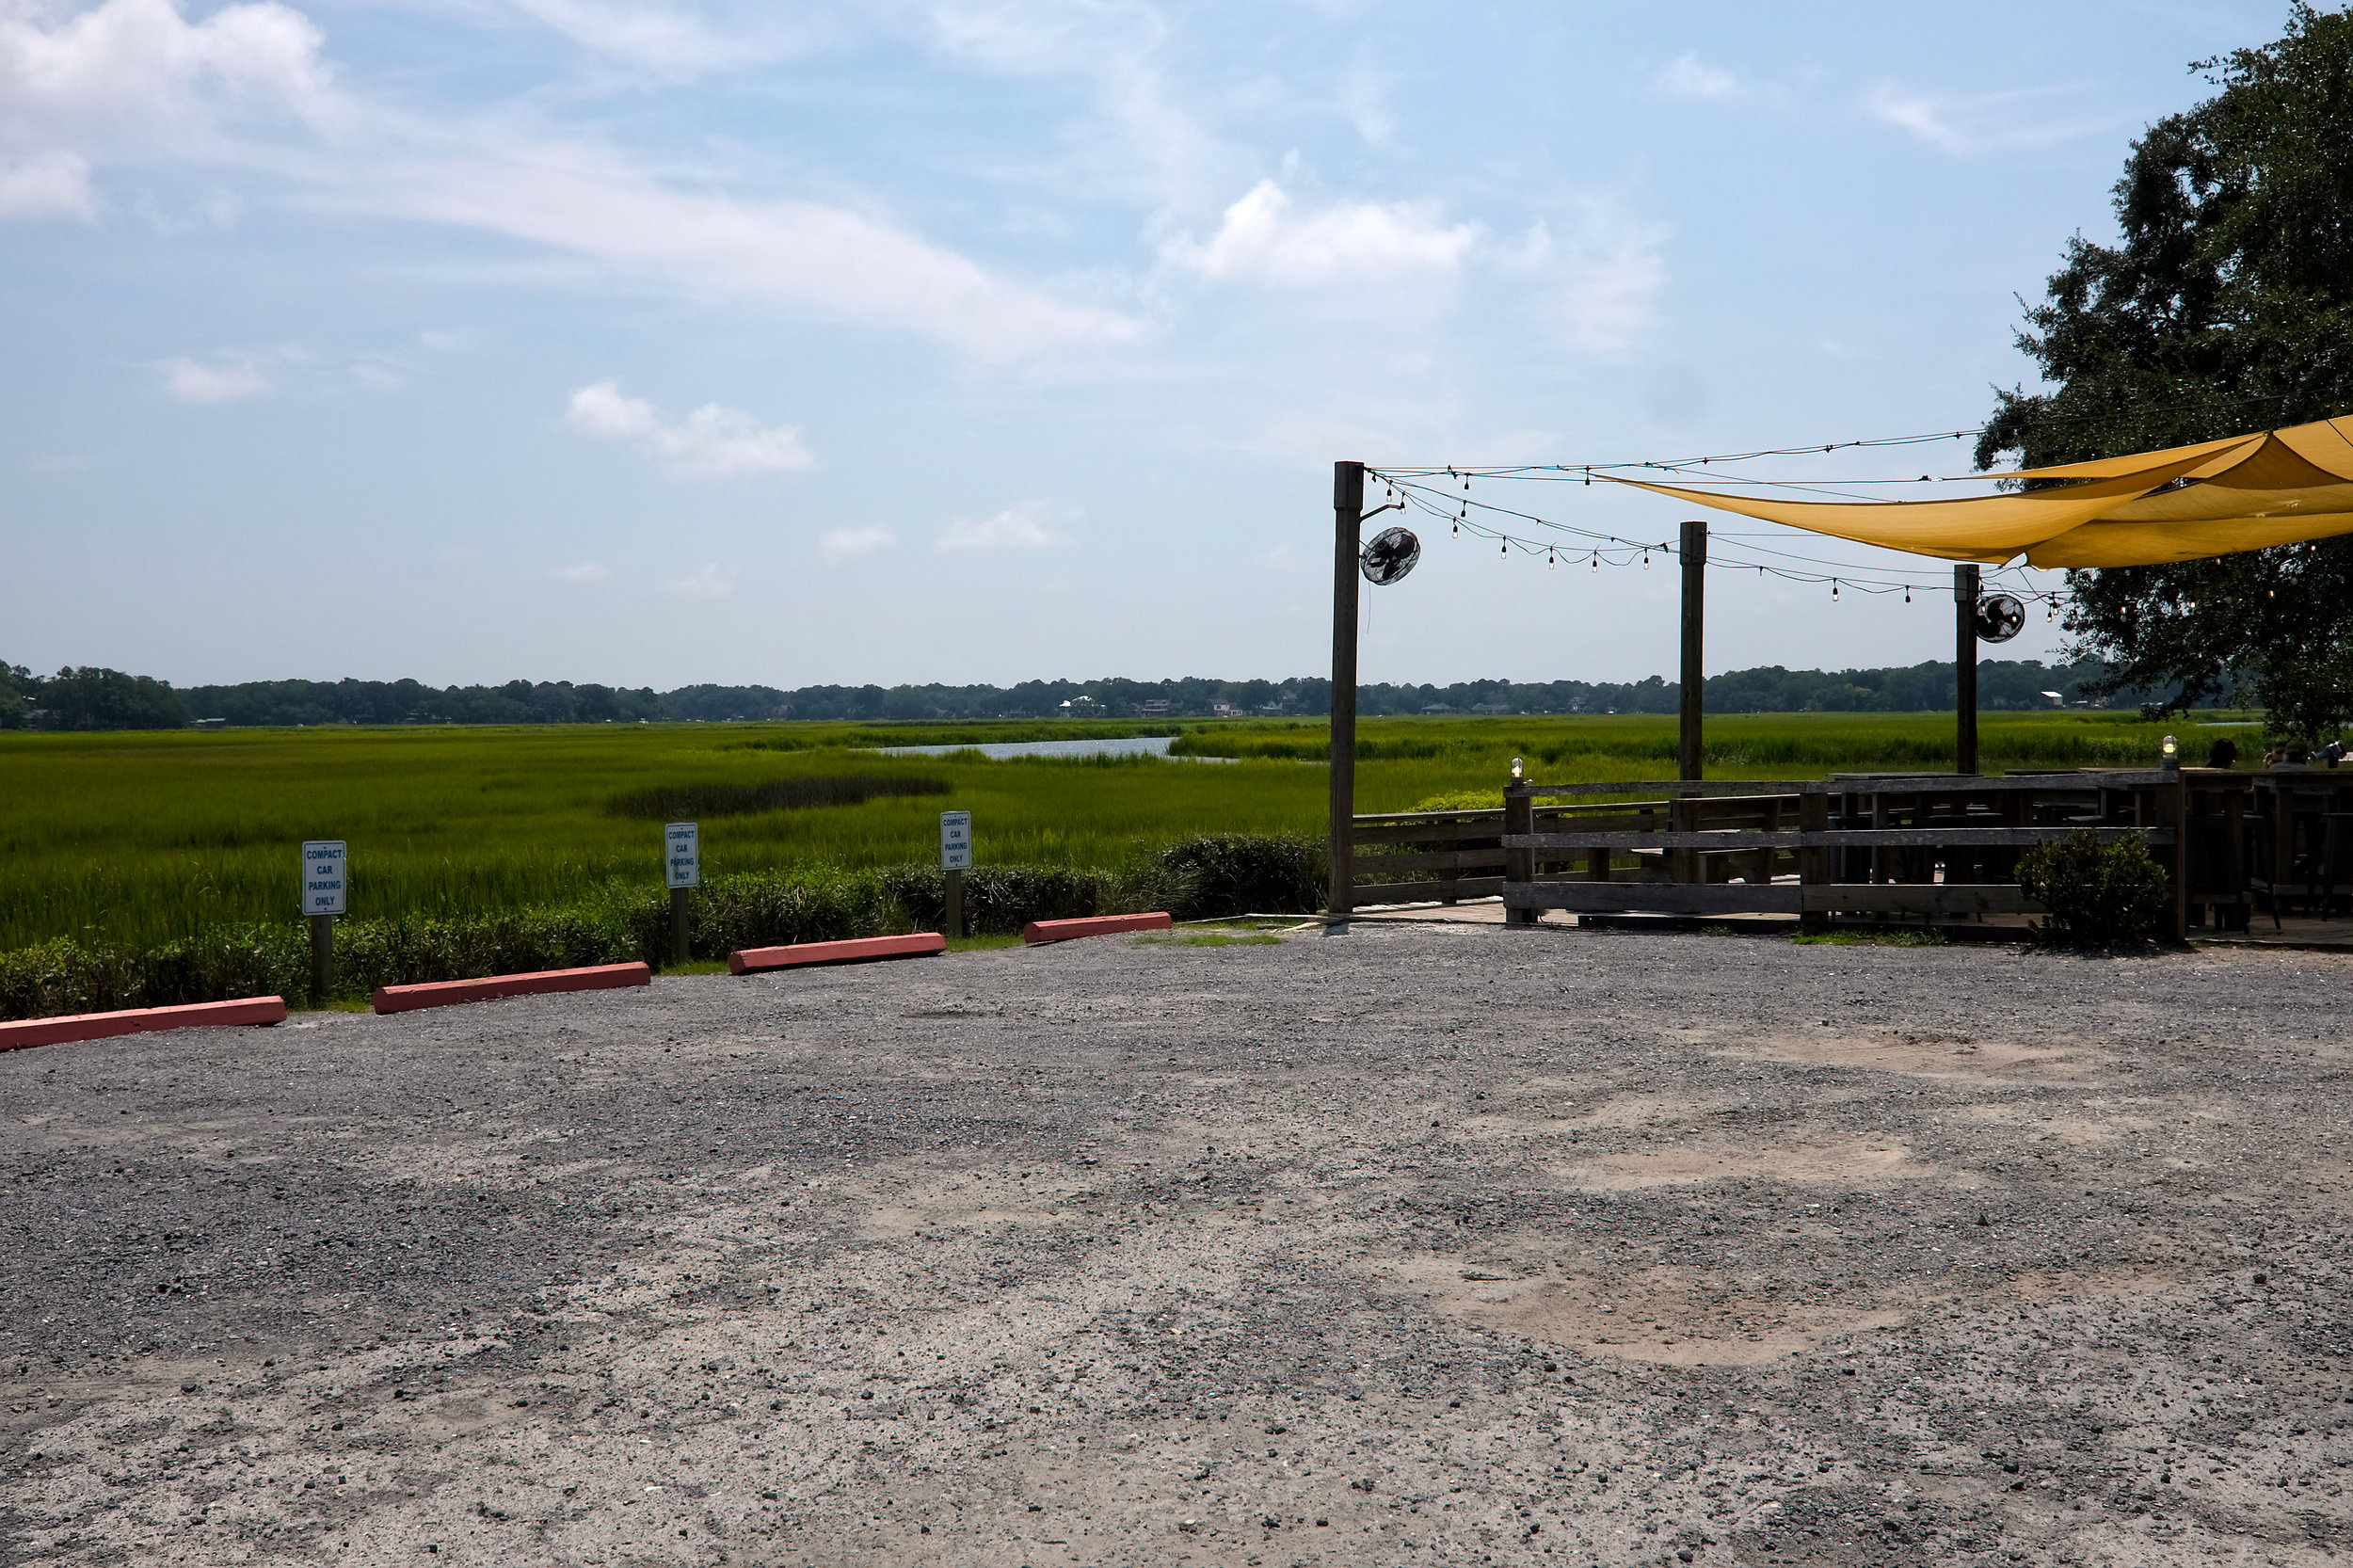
[372,962,652,1016]
[1021,912,1174,944]
[0,996,289,1051]
[728,933,947,974]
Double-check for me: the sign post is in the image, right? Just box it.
[665,823,699,962]
[300,840,347,1005]
[939,810,971,937]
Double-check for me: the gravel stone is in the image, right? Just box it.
[3,924,2349,1564]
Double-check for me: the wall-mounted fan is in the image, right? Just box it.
[1360,526,1420,585]
[1974,592,2025,644]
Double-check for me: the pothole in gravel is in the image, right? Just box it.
[1720,1031,2105,1082]
[1370,1257,1912,1366]
[1547,1133,1926,1191]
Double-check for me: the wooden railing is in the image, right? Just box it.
[1482,770,2256,941]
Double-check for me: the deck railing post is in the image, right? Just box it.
[1798,786,1830,931]
[2153,774,2190,942]
[1504,783,1536,925]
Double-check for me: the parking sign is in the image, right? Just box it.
[301,840,347,916]
[939,810,971,871]
[666,823,700,888]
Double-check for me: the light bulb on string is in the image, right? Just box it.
[1642,551,1650,568]
[1832,579,1841,601]
[1547,549,1556,568]
[1904,587,1911,603]
[1499,539,1508,555]
[1589,553,1598,572]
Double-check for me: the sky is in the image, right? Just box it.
[0,0,2303,690]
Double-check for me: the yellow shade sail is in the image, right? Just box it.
[1611,415,2353,568]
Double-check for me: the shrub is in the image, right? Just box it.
[2015,831,2173,948]
[878,864,1112,935]
[687,870,904,954]
[1155,835,1323,918]
[0,842,1335,1021]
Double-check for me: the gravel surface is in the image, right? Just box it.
[4,924,2350,1567]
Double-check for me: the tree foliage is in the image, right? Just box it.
[1976,4,2353,739]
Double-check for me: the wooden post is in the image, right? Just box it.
[669,886,692,963]
[308,914,333,1006]
[944,867,966,938]
[1503,782,1536,925]
[1679,519,1706,783]
[1955,564,1980,776]
[1327,459,1365,932]
[1798,787,1830,931]
[2153,774,2189,942]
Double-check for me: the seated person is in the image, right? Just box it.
[2208,737,2240,769]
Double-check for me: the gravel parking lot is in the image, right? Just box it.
[4,924,2350,1567]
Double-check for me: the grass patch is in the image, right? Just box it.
[945,933,1026,953]
[1790,927,1952,947]
[0,711,2221,953]
[609,775,949,819]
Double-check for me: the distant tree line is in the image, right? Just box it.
[0,657,2171,731]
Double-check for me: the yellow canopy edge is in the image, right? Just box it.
[1615,414,2353,568]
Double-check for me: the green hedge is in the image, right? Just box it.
[0,835,1325,1020]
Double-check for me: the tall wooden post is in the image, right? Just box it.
[1679,519,1706,782]
[670,886,692,963]
[1955,564,1980,775]
[1327,460,1365,932]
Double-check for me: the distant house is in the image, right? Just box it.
[191,717,228,729]
[1209,701,1242,718]
[1138,699,1172,715]
[1420,703,1456,714]
[1470,702,1512,714]
[1060,696,1101,714]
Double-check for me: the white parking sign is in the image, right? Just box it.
[939,810,971,871]
[301,840,347,916]
[665,823,700,888]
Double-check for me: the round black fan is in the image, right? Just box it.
[1974,592,2025,644]
[1360,526,1420,585]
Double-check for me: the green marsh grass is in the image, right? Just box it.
[0,711,2211,952]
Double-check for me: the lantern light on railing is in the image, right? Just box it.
[1511,756,1525,780]
[2161,734,2180,770]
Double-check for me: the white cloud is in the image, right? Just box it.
[0,0,334,137]
[936,502,1069,552]
[818,525,895,564]
[1657,53,1738,102]
[664,563,736,598]
[161,355,269,403]
[1529,202,1668,358]
[394,147,1142,360]
[0,149,91,217]
[1864,83,2106,155]
[499,0,771,78]
[565,378,813,479]
[1164,180,1478,287]
[0,0,335,222]
[552,560,609,584]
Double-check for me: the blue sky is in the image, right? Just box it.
[0,0,2297,689]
